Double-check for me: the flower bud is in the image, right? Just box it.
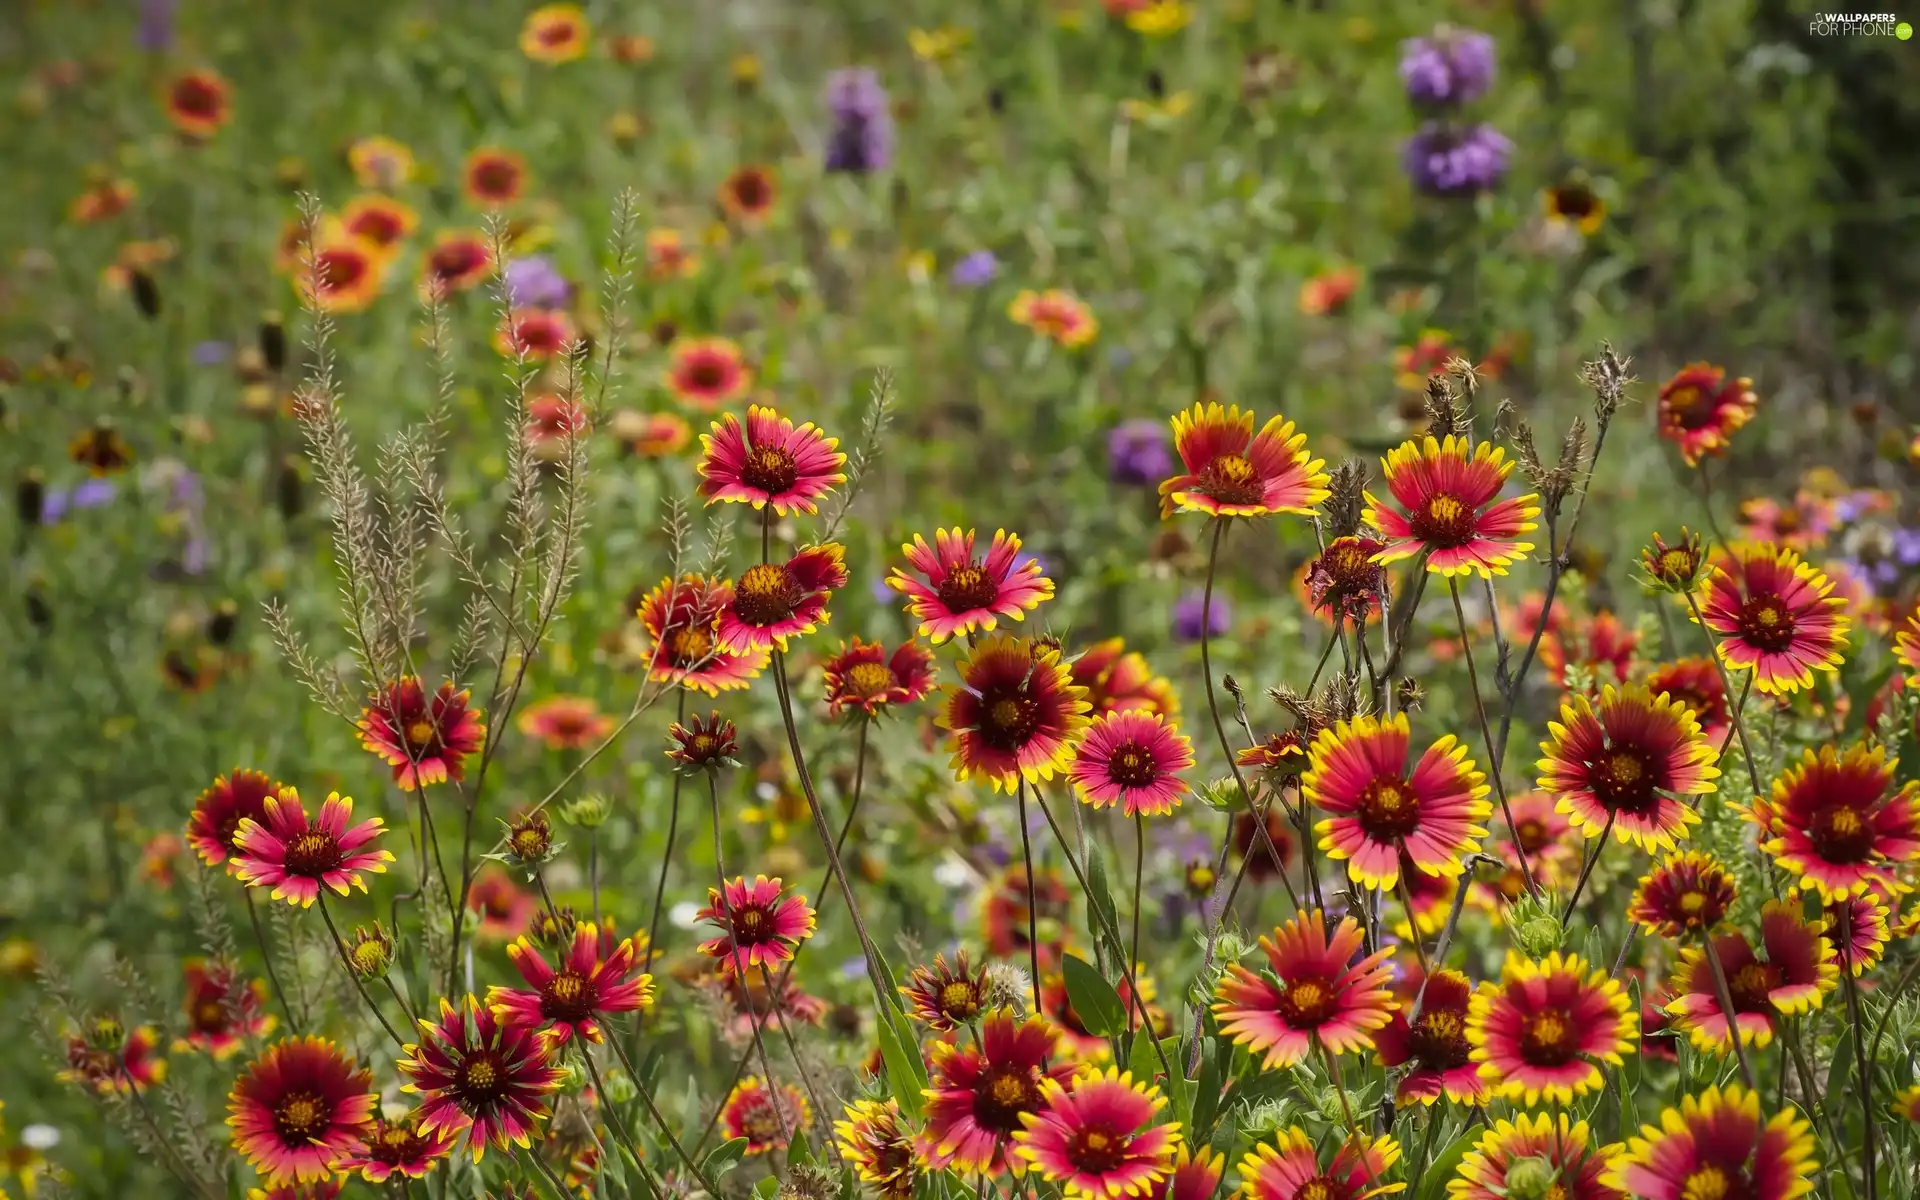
[206,600,239,646]
[1640,529,1707,593]
[258,312,287,373]
[84,1014,125,1051]
[557,794,611,829]
[1515,914,1564,958]
[16,469,45,526]
[128,269,161,319]
[598,1067,637,1105]
[346,922,396,980]
[1501,1156,1559,1200]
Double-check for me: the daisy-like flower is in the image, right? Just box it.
[1608,1085,1816,1200]
[1738,493,1835,551]
[230,789,393,907]
[940,634,1092,793]
[516,694,614,751]
[982,865,1073,966]
[1656,363,1758,467]
[1306,535,1389,624]
[697,405,846,515]
[722,1076,809,1154]
[920,1013,1073,1177]
[634,574,770,694]
[1467,951,1634,1105]
[712,965,829,1037]
[1365,435,1539,577]
[334,1112,455,1184]
[1666,902,1837,1052]
[1696,544,1849,695]
[1070,639,1179,720]
[902,951,990,1031]
[1213,909,1396,1068]
[664,337,752,410]
[719,165,778,224]
[339,194,417,257]
[646,228,701,279]
[1451,1112,1622,1200]
[1644,657,1730,747]
[822,637,937,719]
[521,3,589,62]
[1015,1067,1180,1200]
[1373,967,1483,1107]
[493,308,575,360]
[491,923,653,1045]
[1070,711,1193,817]
[296,237,386,314]
[60,1020,166,1093]
[613,409,693,457]
[1641,529,1709,593]
[1394,329,1454,390]
[717,544,849,653]
[1299,266,1360,316]
[1748,742,1920,901]
[1237,1128,1402,1200]
[1304,713,1490,890]
[1628,852,1738,939]
[1892,1086,1920,1123]
[226,1037,377,1185]
[468,869,535,942]
[463,147,527,208]
[399,996,565,1160]
[1542,181,1607,237]
[665,711,741,773]
[1536,684,1718,852]
[888,527,1054,644]
[1897,614,1920,678]
[1475,789,1582,906]
[419,229,495,297]
[1008,289,1100,349]
[187,768,281,869]
[836,1099,917,1200]
[1539,610,1639,691]
[1157,401,1330,520]
[347,135,414,189]
[179,959,273,1058]
[1828,891,1890,977]
[357,678,486,790]
[698,875,817,974]
[165,69,230,137]
[1150,1146,1224,1200]
[69,176,136,224]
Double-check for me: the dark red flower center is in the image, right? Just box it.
[1664,384,1706,423]
[192,998,230,1033]
[1808,805,1876,863]
[1550,185,1598,221]
[976,685,1042,751]
[215,811,248,853]
[974,1067,1042,1133]
[316,249,368,291]
[730,903,773,944]
[372,1123,423,1162]
[514,317,565,352]
[1409,492,1478,549]
[1197,453,1263,506]
[1513,819,1550,853]
[844,660,895,698]
[473,161,519,196]
[741,445,799,496]
[936,563,1000,613]
[1066,1125,1128,1175]
[731,173,772,210]
[537,18,577,45]
[284,830,343,877]
[274,1090,329,1144]
[1727,962,1780,1013]
[1356,776,1423,840]
[452,1051,510,1112]
[1412,1008,1471,1068]
[542,970,595,1022]
[1276,975,1337,1027]
[741,1095,789,1142]
[349,212,405,245]
[681,354,731,392]
[431,242,487,281]
[1105,741,1160,789]
[1519,1006,1577,1066]
[1735,592,1798,652]
[734,563,802,627]
[1589,746,1661,816]
[173,79,221,117]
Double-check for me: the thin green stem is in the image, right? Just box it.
[580,1047,671,1197]
[1017,783,1043,1016]
[244,889,299,1033]
[603,1033,720,1196]
[317,894,406,1051]
[1701,936,1758,1092]
[645,690,690,965]
[1842,906,1879,1200]
[1448,576,1537,896]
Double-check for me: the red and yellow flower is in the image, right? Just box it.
[919,1013,1073,1176]
[1015,1067,1180,1200]
[339,194,417,257]
[717,544,848,653]
[982,866,1072,967]
[901,951,989,1031]
[60,1020,165,1093]
[187,769,281,870]
[697,405,846,515]
[334,1112,455,1184]
[1305,536,1388,626]
[1897,615,1920,679]
[463,147,528,208]
[357,677,486,790]
[179,959,273,1058]
[419,229,495,297]
[1373,965,1482,1107]
[1304,713,1490,890]
[722,1076,810,1155]
[399,996,565,1160]
[1070,638,1179,720]
[1009,289,1100,349]
[467,869,535,942]
[1366,435,1539,577]
[1628,852,1737,940]
[1237,1128,1401,1200]
[68,176,136,225]
[1656,363,1757,466]
[296,237,386,314]
[822,637,937,719]
[835,1099,917,1200]
[1644,657,1730,747]
[1394,329,1453,390]
[646,228,701,279]
[493,308,576,360]
[1151,1146,1223,1200]
[1069,711,1193,817]
[347,136,414,189]
[1299,266,1359,317]
[941,634,1092,792]
[1466,951,1633,1105]
[1213,909,1396,1069]
[1696,543,1849,695]
[1452,1113,1622,1200]
[491,923,654,1045]
[1738,492,1835,551]
[230,788,393,908]
[634,574,770,693]
[1892,1086,1920,1123]
[1607,1086,1816,1200]
[719,166,778,224]
[664,337,752,410]
[164,69,231,138]
[1828,891,1891,977]
[1536,685,1718,852]
[1158,402,1330,520]
[889,527,1054,645]
[226,1037,376,1185]
[1748,742,1920,901]
[1539,609,1639,692]
[521,3,589,62]
[516,694,615,751]
[697,875,816,974]
[1666,903,1837,1052]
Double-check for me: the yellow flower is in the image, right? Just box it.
[1343,17,1375,42]
[908,26,972,62]
[903,250,934,286]
[1120,91,1194,123]
[1126,0,1192,36]
[731,53,762,85]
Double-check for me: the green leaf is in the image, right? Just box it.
[1084,843,1121,956]
[1415,1128,1480,1200]
[753,1175,781,1200]
[788,1129,814,1166]
[702,1137,751,1180]
[876,1008,928,1121]
[1062,953,1127,1038]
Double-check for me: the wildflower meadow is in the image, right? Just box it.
[6,3,1920,1200]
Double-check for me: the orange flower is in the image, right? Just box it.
[464,148,528,209]
[493,309,577,361]
[1298,266,1359,316]
[646,228,701,279]
[347,136,414,188]
[164,70,231,138]
[339,195,417,258]
[610,34,656,63]
[419,229,495,298]
[1008,289,1099,349]
[719,166,778,224]
[296,238,386,314]
[68,177,136,225]
[520,4,590,63]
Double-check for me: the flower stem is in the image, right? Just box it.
[1700,935,1758,1092]
[645,690,690,966]
[1559,808,1617,921]
[1841,905,1879,1200]
[1681,590,1764,799]
[317,894,406,1051]
[707,774,781,1128]
[1447,575,1537,896]
[580,1046,672,1197]
[603,1034,719,1195]
[244,889,299,1034]
[1016,782,1043,1016]
[1130,812,1146,1004]
[1317,1039,1364,1153]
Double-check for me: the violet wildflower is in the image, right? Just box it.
[1403,123,1512,197]
[41,479,118,524]
[503,255,574,310]
[1172,588,1230,642]
[1107,419,1172,486]
[1399,27,1496,107]
[192,341,231,367]
[950,250,998,288]
[137,0,176,52]
[823,68,894,174]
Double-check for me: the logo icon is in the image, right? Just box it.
[1898,20,1913,37]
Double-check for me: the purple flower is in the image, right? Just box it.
[137,0,176,51]
[1403,123,1512,198]
[1107,419,1171,486]
[870,574,895,606]
[1172,588,1230,642]
[1013,550,1047,579]
[823,68,894,174]
[950,250,999,289]
[1896,528,1920,566]
[1399,28,1496,107]
[504,256,574,310]
[42,479,118,524]
[192,341,231,367]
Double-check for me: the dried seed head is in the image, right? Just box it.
[1324,459,1367,538]
[1443,355,1480,399]
[1639,529,1708,593]
[1422,373,1470,439]
[16,469,45,527]
[501,810,557,867]
[780,1164,840,1200]
[1578,341,1634,425]
[129,269,161,319]
[1396,677,1426,713]
[983,963,1030,1015]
